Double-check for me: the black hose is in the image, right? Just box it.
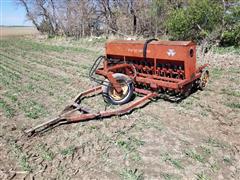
[89,56,136,87]
[143,38,158,62]
[89,55,105,80]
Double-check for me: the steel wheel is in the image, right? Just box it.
[102,73,134,105]
[199,70,209,90]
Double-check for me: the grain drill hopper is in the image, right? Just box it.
[25,39,209,136]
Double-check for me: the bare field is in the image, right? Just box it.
[0,36,239,179]
[0,27,39,37]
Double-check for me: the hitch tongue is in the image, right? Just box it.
[24,117,66,137]
[25,86,157,137]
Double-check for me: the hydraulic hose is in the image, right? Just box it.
[143,38,158,62]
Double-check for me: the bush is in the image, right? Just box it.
[166,0,223,43]
[220,5,240,47]
[221,26,240,47]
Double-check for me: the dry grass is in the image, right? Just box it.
[0,27,39,37]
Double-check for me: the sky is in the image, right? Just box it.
[0,0,32,26]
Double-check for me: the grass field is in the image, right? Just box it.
[0,35,239,179]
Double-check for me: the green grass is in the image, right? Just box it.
[120,168,143,180]
[161,153,184,169]
[196,172,210,180]
[21,100,47,119]
[221,89,240,97]
[116,137,144,162]
[0,99,15,118]
[185,149,205,163]
[60,145,76,156]
[180,97,195,109]
[206,137,227,149]
[209,161,220,172]
[4,91,18,102]
[0,63,21,87]
[200,146,211,156]
[161,173,181,180]
[1,50,70,91]
[89,125,99,131]
[10,141,32,172]
[210,68,224,78]
[1,38,94,54]
[226,102,240,109]
[1,41,92,81]
[117,137,145,153]
[38,144,55,161]
[212,46,240,55]
[223,156,233,165]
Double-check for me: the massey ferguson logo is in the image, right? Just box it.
[167,49,176,57]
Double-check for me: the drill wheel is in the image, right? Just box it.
[102,73,134,105]
[199,70,209,90]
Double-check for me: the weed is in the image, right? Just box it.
[161,173,180,180]
[211,68,224,78]
[185,149,205,163]
[10,141,32,172]
[209,161,220,172]
[115,129,127,136]
[26,84,37,92]
[48,91,54,96]
[200,111,208,117]
[227,67,240,74]
[131,152,141,162]
[57,165,65,177]
[4,91,18,102]
[226,102,240,109]
[200,146,211,156]
[120,168,143,180]
[60,145,76,156]
[38,144,55,161]
[221,88,240,97]
[89,125,98,131]
[196,172,210,180]
[206,137,227,148]
[117,137,144,153]
[0,99,15,118]
[161,153,184,169]
[229,77,240,84]
[117,137,144,162]
[223,156,232,165]
[19,155,32,172]
[117,140,132,151]
[149,122,164,131]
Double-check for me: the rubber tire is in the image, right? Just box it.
[199,70,209,90]
[102,73,134,105]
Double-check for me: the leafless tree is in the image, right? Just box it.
[17,0,188,38]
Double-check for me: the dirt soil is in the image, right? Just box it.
[0,36,239,180]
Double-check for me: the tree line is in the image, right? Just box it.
[18,0,239,46]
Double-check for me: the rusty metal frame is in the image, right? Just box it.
[25,86,157,136]
[95,63,207,91]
